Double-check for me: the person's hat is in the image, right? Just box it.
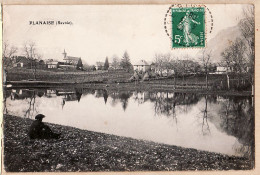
[35,114,45,120]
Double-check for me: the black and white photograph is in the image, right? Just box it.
[2,3,256,173]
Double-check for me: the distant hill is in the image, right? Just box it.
[197,25,242,63]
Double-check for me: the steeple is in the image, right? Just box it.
[62,49,67,59]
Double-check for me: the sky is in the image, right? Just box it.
[3,4,247,65]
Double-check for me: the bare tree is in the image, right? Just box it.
[154,53,173,77]
[200,50,212,90]
[154,53,164,76]
[23,41,39,79]
[162,53,172,76]
[221,38,247,89]
[221,47,232,89]
[3,41,18,68]
[232,38,247,74]
[111,54,120,69]
[239,5,254,93]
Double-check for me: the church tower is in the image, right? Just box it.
[62,49,67,59]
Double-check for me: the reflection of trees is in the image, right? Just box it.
[103,90,108,104]
[151,92,200,118]
[75,88,83,102]
[200,95,211,136]
[119,92,132,111]
[57,88,83,109]
[110,92,120,107]
[37,89,46,97]
[109,91,133,111]
[150,92,202,128]
[219,96,254,159]
[24,91,38,118]
[3,90,11,114]
[7,89,39,118]
[152,92,176,118]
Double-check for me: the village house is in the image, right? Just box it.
[133,60,151,73]
[216,63,233,74]
[12,56,46,69]
[13,56,30,68]
[47,61,59,69]
[62,49,81,68]
[45,59,58,69]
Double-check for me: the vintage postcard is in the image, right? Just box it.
[1,2,257,174]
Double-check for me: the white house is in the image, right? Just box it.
[133,60,151,72]
[216,64,232,74]
[47,61,59,69]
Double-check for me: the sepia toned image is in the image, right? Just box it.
[2,3,255,172]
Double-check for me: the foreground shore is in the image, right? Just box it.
[3,115,254,172]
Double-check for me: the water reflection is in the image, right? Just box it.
[218,96,254,159]
[4,87,254,158]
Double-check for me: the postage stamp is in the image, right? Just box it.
[171,7,205,48]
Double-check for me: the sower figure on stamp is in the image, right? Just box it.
[28,114,61,139]
[178,11,200,46]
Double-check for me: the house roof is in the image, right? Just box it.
[64,56,80,61]
[133,60,150,66]
[15,56,30,63]
[47,61,59,65]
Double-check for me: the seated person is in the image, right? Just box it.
[28,114,61,139]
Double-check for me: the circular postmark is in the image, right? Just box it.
[164,4,214,49]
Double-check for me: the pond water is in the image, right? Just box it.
[4,87,254,157]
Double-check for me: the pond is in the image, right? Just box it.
[4,87,254,157]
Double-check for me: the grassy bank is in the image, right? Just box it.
[6,68,252,92]
[3,115,253,172]
[6,68,132,83]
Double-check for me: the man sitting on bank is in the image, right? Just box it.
[28,114,61,139]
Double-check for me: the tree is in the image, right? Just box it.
[231,38,247,74]
[200,50,212,90]
[111,55,120,69]
[104,57,109,70]
[77,58,83,70]
[24,41,36,68]
[120,51,132,71]
[154,53,173,76]
[23,41,41,79]
[161,53,172,76]
[221,48,232,90]
[154,53,164,76]
[3,41,18,68]
[221,38,247,89]
[239,5,254,93]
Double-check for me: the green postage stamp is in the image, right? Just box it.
[172,7,205,48]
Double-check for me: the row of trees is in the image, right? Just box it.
[153,53,208,76]
[221,6,254,91]
[3,41,43,79]
[3,41,42,68]
[101,51,133,71]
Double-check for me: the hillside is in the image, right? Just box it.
[198,25,242,63]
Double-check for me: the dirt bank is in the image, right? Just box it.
[3,115,254,172]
